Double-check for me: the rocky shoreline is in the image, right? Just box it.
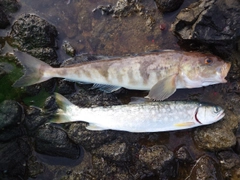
[0,0,240,179]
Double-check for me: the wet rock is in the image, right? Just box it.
[92,4,114,16]
[9,14,58,63]
[62,41,76,57]
[186,155,223,180]
[34,124,80,159]
[57,80,76,95]
[113,0,144,17]
[172,0,240,55]
[91,156,132,179]
[217,150,240,179]
[0,8,10,29]
[23,106,49,133]
[67,123,117,151]
[175,146,193,163]
[0,0,20,29]
[139,145,177,178]
[0,138,31,179]
[0,0,20,13]
[0,100,22,129]
[26,156,44,178]
[154,0,184,13]
[232,168,240,180]
[92,140,129,162]
[145,16,155,30]
[194,124,236,151]
[0,126,26,142]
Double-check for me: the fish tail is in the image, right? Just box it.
[13,51,53,87]
[51,93,75,123]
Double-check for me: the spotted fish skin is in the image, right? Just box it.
[13,50,231,100]
[53,93,225,133]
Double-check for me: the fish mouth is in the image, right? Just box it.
[221,62,231,82]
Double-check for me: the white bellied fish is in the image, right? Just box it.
[52,93,225,132]
[13,51,231,100]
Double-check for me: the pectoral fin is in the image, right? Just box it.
[145,74,177,101]
[174,122,195,127]
[86,124,107,131]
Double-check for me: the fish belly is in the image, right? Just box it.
[72,102,197,132]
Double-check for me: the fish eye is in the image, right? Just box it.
[213,106,219,113]
[204,58,213,64]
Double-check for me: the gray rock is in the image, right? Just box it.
[26,156,44,178]
[113,0,144,17]
[92,140,129,162]
[0,126,26,142]
[154,0,184,13]
[175,146,193,163]
[62,41,76,57]
[219,151,240,169]
[23,106,49,133]
[172,0,240,55]
[194,124,236,151]
[0,8,9,29]
[186,155,223,180]
[0,0,20,13]
[0,138,31,179]
[67,123,117,151]
[9,14,58,63]
[139,145,177,178]
[34,124,81,159]
[0,100,22,129]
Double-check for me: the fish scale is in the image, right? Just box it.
[13,50,230,101]
[53,93,225,133]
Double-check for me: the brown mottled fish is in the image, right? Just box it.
[13,50,231,100]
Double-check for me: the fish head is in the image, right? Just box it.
[195,104,225,125]
[180,52,231,87]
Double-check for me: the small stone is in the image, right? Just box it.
[194,127,236,151]
[139,145,177,178]
[34,124,81,159]
[154,0,184,13]
[9,14,58,55]
[186,155,223,180]
[62,41,76,57]
[0,100,22,129]
[217,151,240,170]
[92,141,129,161]
[175,146,193,163]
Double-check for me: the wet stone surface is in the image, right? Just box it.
[154,0,184,13]
[138,145,177,178]
[0,100,22,129]
[9,14,58,64]
[172,0,240,56]
[0,0,240,179]
[186,156,224,180]
[34,124,81,159]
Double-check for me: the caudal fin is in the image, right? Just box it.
[51,93,75,123]
[13,51,53,87]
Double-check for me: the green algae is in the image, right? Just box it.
[0,55,24,102]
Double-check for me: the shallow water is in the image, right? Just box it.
[1,0,239,179]
[6,0,195,56]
